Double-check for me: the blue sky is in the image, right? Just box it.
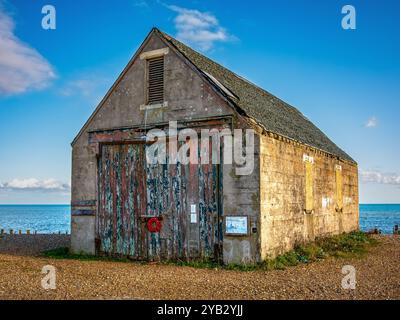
[0,0,399,204]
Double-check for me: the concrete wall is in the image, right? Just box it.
[222,134,261,264]
[259,133,359,259]
[71,32,233,254]
[71,215,95,254]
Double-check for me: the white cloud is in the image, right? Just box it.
[0,178,70,191]
[166,5,235,51]
[133,0,150,8]
[360,169,400,185]
[365,116,377,128]
[0,9,56,95]
[59,77,103,97]
[57,71,112,106]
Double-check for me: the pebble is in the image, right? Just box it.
[0,235,398,299]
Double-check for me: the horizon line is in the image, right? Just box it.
[0,203,400,206]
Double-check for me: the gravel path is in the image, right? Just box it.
[0,235,398,300]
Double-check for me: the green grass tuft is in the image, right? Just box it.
[42,247,131,262]
[161,232,377,271]
[263,231,378,270]
[313,230,378,258]
[42,231,378,271]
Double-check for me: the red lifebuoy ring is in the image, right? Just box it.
[147,217,162,233]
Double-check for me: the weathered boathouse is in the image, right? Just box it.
[71,28,359,264]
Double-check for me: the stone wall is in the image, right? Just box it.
[259,133,359,259]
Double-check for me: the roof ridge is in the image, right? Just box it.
[157,29,305,115]
[157,29,354,162]
[73,28,353,162]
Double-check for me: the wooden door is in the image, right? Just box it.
[97,142,222,260]
[97,144,147,258]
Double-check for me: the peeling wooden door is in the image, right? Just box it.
[97,144,147,258]
[97,142,222,261]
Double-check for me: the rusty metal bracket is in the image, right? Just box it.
[304,209,314,215]
[335,207,343,213]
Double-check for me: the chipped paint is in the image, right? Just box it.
[322,197,332,209]
[344,197,353,205]
[97,141,222,261]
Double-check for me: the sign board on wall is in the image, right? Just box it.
[225,216,248,235]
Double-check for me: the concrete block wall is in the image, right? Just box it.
[71,215,95,254]
[222,134,261,264]
[259,133,359,259]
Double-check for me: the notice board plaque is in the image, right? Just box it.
[225,216,248,235]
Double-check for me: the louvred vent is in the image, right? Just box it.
[147,56,164,104]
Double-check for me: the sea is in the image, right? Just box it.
[0,204,399,235]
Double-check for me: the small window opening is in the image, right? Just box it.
[147,56,164,105]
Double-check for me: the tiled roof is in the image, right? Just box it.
[158,29,355,162]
